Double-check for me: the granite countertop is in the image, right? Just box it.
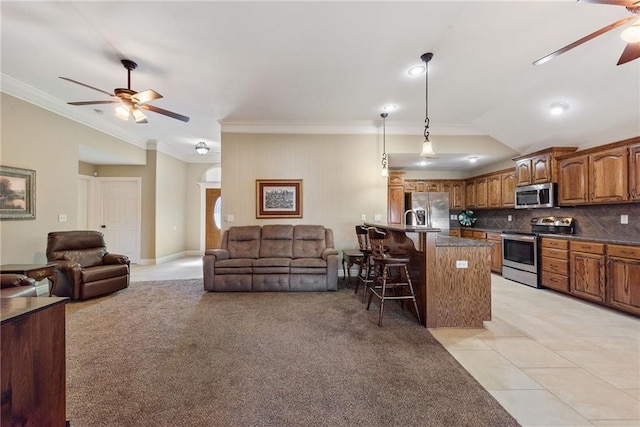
[436,236,494,247]
[453,227,639,246]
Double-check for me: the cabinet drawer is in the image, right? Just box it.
[542,257,568,275]
[541,247,569,260]
[607,244,640,260]
[541,238,569,250]
[472,231,487,240]
[461,230,474,238]
[570,241,604,255]
[486,232,501,241]
[541,271,569,292]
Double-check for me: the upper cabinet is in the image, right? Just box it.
[558,137,638,206]
[513,147,577,186]
[442,181,465,210]
[501,170,515,208]
[388,172,405,224]
[463,168,514,210]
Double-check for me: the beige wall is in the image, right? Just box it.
[0,94,146,264]
[186,163,215,252]
[221,133,389,252]
[155,152,188,260]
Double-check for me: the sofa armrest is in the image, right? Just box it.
[0,274,36,288]
[48,260,82,299]
[321,248,339,260]
[204,248,230,260]
[104,253,130,265]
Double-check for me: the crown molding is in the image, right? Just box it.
[219,120,485,136]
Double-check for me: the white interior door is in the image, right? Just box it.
[98,178,141,263]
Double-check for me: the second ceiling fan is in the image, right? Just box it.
[60,59,189,123]
[534,0,640,66]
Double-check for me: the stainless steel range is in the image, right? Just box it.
[501,217,574,288]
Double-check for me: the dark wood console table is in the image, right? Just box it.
[0,263,57,296]
[1,297,68,426]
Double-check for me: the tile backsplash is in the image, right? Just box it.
[454,203,640,241]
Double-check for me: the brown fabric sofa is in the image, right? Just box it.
[203,225,338,292]
[0,274,38,298]
[46,230,130,300]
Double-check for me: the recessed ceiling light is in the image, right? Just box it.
[407,65,426,76]
[382,104,397,112]
[550,102,569,116]
[468,156,478,163]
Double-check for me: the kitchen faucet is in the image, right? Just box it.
[404,209,418,226]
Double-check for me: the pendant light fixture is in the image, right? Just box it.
[419,52,435,158]
[380,112,389,177]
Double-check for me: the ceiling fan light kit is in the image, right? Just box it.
[60,59,190,124]
[533,0,640,66]
[419,52,436,158]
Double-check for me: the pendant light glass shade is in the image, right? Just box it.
[420,140,435,157]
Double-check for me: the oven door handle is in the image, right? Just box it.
[501,234,537,242]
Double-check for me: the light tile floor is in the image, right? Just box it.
[131,257,640,427]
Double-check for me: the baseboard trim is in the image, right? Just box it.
[136,251,202,266]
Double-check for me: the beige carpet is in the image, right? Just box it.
[65,279,519,427]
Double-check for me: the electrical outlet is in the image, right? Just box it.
[374,214,381,221]
[361,214,366,221]
[450,214,457,220]
[226,214,234,222]
[621,214,629,224]
[508,215,513,222]
[58,214,67,223]
[456,260,468,269]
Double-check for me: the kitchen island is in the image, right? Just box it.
[363,223,493,328]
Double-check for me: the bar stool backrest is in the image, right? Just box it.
[368,228,387,259]
[355,225,370,252]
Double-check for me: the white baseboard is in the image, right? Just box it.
[136,251,201,266]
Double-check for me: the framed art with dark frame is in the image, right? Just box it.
[0,165,36,220]
[256,179,303,218]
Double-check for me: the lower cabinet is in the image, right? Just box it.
[540,238,569,293]
[570,241,606,303]
[606,245,640,315]
[486,232,502,274]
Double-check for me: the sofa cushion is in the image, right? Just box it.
[81,264,129,283]
[259,225,294,258]
[60,248,107,268]
[227,226,261,259]
[293,225,327,259]
[290,258,327,268]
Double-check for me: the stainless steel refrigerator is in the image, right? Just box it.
[403,192,450,232]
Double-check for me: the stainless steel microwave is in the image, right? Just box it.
[514,183,557,209]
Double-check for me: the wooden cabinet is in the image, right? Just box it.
[449,229,461,237]
[570,241,605,303]
[486,232,502,274]
[460,229,474,239]
[630,143,640,201]
[590,147,628,203]
[1,298,67,426]
[558,137,638,206]
[606,244,640,316]
[487,174,502,208]
[465,180,476,208]
[442,181,465,209]
[388,172,405,224]
[475,177,488,208]
[501,170,515,208]
[558,155,589,205]
[540,238,570,293]
[514,147,577,186]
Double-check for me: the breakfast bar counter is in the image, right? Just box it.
[364,223,493,328]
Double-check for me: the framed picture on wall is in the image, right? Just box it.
[0,165,36,220]
[256,179,303,218]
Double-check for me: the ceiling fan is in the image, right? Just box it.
[60,59,189,123]
[534,0,640,66]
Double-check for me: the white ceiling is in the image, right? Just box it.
[2,1,639,170]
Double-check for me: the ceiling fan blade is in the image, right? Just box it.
[578,0,639,6]
[131,107,148,123]
[139,104,190,122]
[617,42,640,64]
[533,15,636,65]
[59,77,115,97]
[131,89,162,104]
[68,100,120,106]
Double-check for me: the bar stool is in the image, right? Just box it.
[354,225,373,302]
[366,227,420,327]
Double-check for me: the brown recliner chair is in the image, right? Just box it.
[46,230,130,300]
